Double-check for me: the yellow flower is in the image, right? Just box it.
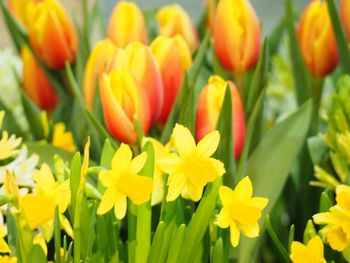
[52,123,76,152]
[21,164,71,235]
[290,236,326,263]
[158,124,225,202]
[0,226,10,253]
[313,184,350,251]
[97,143,153,219]
[0,255,17,263]
[0,131,21,160]
[216,176,268,247]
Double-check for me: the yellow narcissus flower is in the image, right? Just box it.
[313,184,350,251]
[0,255,17,263]
[21,164,72,237]
[158,124,225,202]
[52,123,76,153]
[0,226,10,253]
[0,131,21,160]
[97,143,153,220]
[216,176,268,247]
[290,236,326,263]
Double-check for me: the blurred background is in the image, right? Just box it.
[0,0,309,48]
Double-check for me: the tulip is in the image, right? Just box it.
[26,0,78,69]
[108,1,148,47]
[196,75,245,159]
[83,39,117,110]
[298,0,338,77]
[150,35,192,124]
[213,0,260,74]
[99,70,150,144]
[204,0,217,31]
[21,45,58,110]
[107,42,164,124]
[156,4,199,52]
[340,0,350,42]
[7,0,41,25]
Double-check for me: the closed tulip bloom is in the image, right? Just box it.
[156,4,199,52]
[26,0,78,69]
[213,0,260,74]
[108,1,148,47]
[7,0,41,25]
[196,75,245,159]
[21,46,58,110]
[99,70,151,144]
[83,39,117,110]
[298,0,338,77]
[340,0,350,42]
[150,35,192,124]
[108,42,164,124]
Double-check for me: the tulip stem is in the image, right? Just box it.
[310,77,324,135]
[235,73,245,104]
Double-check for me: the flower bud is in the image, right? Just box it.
[108,1,148,47]
[196,75,245,159]
[21,45,58,110]
[7,0,41,25]
[298,0,338,77]
[99,70,150,144]
[107,42,164,124]
[156,4,198,52]
[213,0,260,73]
[150,35,192,124]
[26,0,78,69]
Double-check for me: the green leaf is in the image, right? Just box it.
[215,87,235,186]
[54,207,61,263]
[238,100,312,262]
[167,224,186,263]
[319,191,333,212]
[303,220,317,244]
[0,100,25,137]
[212,238,224,263]
[148,221,166,263]
[178,85,196,135]
[269,17,286,56]
[70,152,82,218]
[27,244,47,263]
[326,0,350,74]
[307,136,328,165]
[288,224,295,253]
[285,0,311,105]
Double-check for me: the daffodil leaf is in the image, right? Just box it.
[288,224,295,253]
[148,221,166,263]
[238,100,312,262]
[303,220,316,244]
[167,224,186,263]
[159,218,177,262]
[178,85,196,135]
[54,207,61,263]
[319,191,333,212]
[27,244,47,263]
[307,136,328,165]
[285,0,311,105]
[326,0,350,74]
[269,17,286,56]
[212,237,224,263]
[69,152,82,218]
[0,99,25,138]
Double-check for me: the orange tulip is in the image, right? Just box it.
[21,46,58,110]
[99,70,151,144]
[107,42,164,124]
[26,0,78,69]
[7,0,41,25]
[156,4,199,52]
[83,39,117,110]
[204,0,217,31]
[340,0,350,42]
[108,1,148,47]
[150,35,192,124]
[298,0,338,77]
[196,76,245,159]
[213,0,260,74]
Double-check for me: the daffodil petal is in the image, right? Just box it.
[234,176,253,201]
[183,183,203,202]
[130,152,147,174]
[114,193,127,220]
[121,174,153,205]
[166,172,186,201]
[249,197,269,210]
[230,222,240,247]
[307,235,324,256]
[216,208,231,228]
[99,170,117,188]
[172,124,195,156]
[112,143,132,171]
[239,222,259,238]
[97,187,118,215]
[196,130,220,157]
[158,153,181,174]
[219,186,234,207]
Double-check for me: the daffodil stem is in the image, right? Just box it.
[310,77,324,135]
[160,174,169,221]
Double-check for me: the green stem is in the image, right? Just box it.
[235,73,245,104]
[310,77,324,135]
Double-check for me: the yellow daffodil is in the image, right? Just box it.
[216,176,268,247]
[0,226,10,253]
[33,233,48,255]
[21,164,72,238]
[290,236,326,263]
[313,184,350,251]
[0,131,21,160]
[97,143,152,219]
[52,123,76,153]
[0,255,17,263]
[158,124,225,202]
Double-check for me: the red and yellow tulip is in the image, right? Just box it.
[298,0,338,77]
[99,70,150,144]
[83,39,117,110]
[108,1,148,47]
[150,35,192,124]
[196,75,245,159]
[213,0,260,74]
[107,42,164,124]
[26,0,78,69]
[21,45,58,110]
[340,0,350,42]
[7,0,41,25]
[156,4,199,52]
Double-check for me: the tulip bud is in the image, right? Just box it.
[108,1,148,47]
[26,0,78,69]
[196,75,245,159]
[204,0,217,31]
[150,35,192,124]
[213,0,260,74]
[156,4,199,52]
[21,45,58,110]
[297,0,338,77]
[7,0,41,25]
[83,39,117,110]
[99,70,150,144]
[340,0,350,42]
